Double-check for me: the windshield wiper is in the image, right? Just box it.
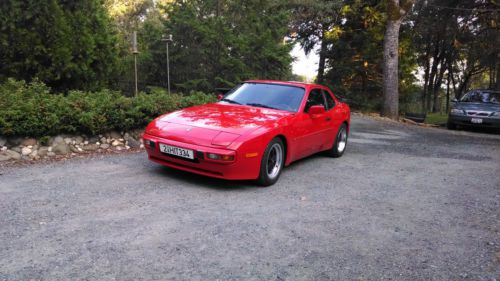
[220,98,241,105]
[246,103,279,110]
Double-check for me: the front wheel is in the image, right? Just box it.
[327,123,348,158]
[256,138,285,186]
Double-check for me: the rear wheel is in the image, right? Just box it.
[327,123,348,158]
[256,138,284,186]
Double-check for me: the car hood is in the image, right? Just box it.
[146,103,293,147]
[455,102,500,112]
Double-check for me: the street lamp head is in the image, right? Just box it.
[161,34,173,43]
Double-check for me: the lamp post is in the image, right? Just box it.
[161,34,173,94]
[132,31,139,96]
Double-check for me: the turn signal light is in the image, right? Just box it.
[206,153,234,161]
[245,152,258,158]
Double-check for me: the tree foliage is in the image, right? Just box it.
[0,0,119,91]
[161,0,293,92]
[323,0,387,110]
[0,0,497,115]
[412,0,499,112]
[288,0,344,83]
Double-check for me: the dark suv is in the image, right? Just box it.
[447,89,500,130]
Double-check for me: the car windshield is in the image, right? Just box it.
[220,83,305,112]
[460,91,500,104]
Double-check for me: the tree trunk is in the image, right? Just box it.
[489,66,494,89]
[382,0,414,119]
[457,75,470,97]
[446,73,450,113]
[448,65,458,98]
[422,41,431,113]
[495,63,500,89]
[432,60,446,112]
[382,18,402,119]
[427,43,440,112]
[316,29,328,84]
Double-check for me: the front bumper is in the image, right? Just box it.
[143,133,261,180]
[448,115,500,128]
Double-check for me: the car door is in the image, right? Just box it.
[291,88,332,159]
[322,89,344,147]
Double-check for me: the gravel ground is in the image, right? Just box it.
[1,116,499,281]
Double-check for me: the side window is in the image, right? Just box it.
[323,90,336,110]
[305,89,326,112]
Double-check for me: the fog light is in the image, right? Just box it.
[207,153,220,160]
[144,139,155,148]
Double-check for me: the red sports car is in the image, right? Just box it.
[143,80,350,186]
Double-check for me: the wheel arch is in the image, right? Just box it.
[343,120,350,134]
[274,134,289,166]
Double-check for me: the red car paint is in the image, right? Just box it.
[143,80,350,180]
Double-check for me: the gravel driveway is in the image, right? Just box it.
[1,116,499,280]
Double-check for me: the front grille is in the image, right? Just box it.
[467,111,491,116]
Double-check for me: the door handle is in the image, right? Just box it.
[325,117,331,121]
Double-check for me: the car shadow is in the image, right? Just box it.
[454,126,500,135]
[151,165,258,191]
[147,151,336,190]
[284,153,325,169]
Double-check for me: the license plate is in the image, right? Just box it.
[159,143,194,159]
[471,118,483,124]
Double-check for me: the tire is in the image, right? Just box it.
[327,123,348,158]
[447,120,457,130]
[256,138,285,186]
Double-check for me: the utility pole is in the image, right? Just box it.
[161,34,173,94]
[132,31,139,96]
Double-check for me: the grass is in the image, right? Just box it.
[425,113,448,125]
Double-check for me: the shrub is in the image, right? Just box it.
[0,79,217,137]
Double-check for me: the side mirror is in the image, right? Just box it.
[217,94,224,101]
[308,105,326,116]
[452,98,458,103]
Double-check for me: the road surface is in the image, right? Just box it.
[1,116,499,280]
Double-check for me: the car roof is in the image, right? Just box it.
[468,89,500,93]
[244,79,328,89]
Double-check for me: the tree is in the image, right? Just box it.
[320,0,414,111]
[288,0,343,83]
[0,0,119,91]
[382,0,414,119]
[105,0,156,32]
[160,0,293,92]
[411,0,498,112]
[323,0,386,108]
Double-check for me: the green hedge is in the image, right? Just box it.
[0,79,217,136]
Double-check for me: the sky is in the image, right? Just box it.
[290,44,319,82]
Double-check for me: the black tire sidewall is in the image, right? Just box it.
[257,138,284,186]
[330,123,347,157]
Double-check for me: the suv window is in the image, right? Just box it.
[305,89,326,112]
[323,90,336,110]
